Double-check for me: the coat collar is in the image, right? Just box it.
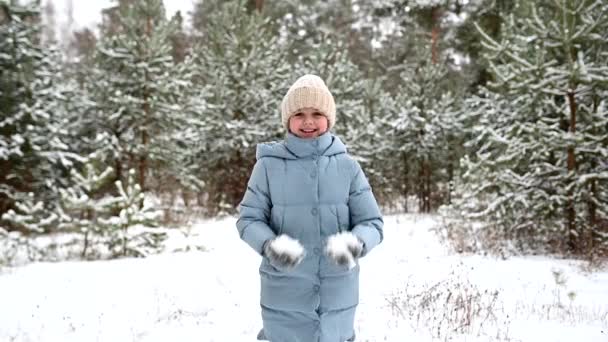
[284,132,334,158]
[256,132,347,160]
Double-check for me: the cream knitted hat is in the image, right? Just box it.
[281,74,336,131]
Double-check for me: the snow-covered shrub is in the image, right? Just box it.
[58,160,116,258]
[387,264,608,339]
[0,228,19,267]
[99,169,163,258]
[0,229,44,267]
[437,204,520,257]
[2,193,59,234]
[386,271,509,340]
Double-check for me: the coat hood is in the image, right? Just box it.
[256,132,347,160]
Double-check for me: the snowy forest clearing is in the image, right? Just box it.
[0,214,606,342]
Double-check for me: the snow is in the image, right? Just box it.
[0,214,607,342]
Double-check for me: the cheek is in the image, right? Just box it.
[317,117,329,130]
[288,117,301,130]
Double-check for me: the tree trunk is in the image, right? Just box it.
[428,6,440,211]
[81,229,89,259]
[430,7,442,64]
[0,4,9,25]
[418,159,424,212]
[402,152,409,213]
[418,159,431,213]
[81,208,93,258]
[588,178,597,251]
[448,151,454,205]
[248,0,264,13]
[588,95,601,253]
[114,156,123,184]
[566,90,577,253]
[139,117,149,192]
[122,224,128,256]
[139,14,153,193]
[424,159,431,213]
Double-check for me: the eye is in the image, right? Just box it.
[294,112,303,116]
[313,112,323,116]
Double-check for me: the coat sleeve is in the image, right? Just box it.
[348,160,384,257]
[236,158,276,255]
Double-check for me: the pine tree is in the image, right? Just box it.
[295,38,368,151]
[389,49,465,213]
[352,76,398,206]
[0,0,77,229]
[451,0,608,254]
[90,0,192,193]
[451,0,519,90]
[293,36,394,204]
[278,0,370,62]
[359,0,476,212]
[190,0,291,214]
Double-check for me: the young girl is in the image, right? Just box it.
[236,74,384,342]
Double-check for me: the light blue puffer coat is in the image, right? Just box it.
[237,132,384,342]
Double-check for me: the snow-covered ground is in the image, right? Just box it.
[0,214,606,342]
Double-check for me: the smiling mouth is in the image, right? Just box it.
[300,129,317,133]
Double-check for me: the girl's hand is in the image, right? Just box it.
[325,232,364,269]
[263,234,306,270]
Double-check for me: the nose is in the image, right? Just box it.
[303,116,314,125]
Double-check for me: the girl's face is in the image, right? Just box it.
[288,107,329,139]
